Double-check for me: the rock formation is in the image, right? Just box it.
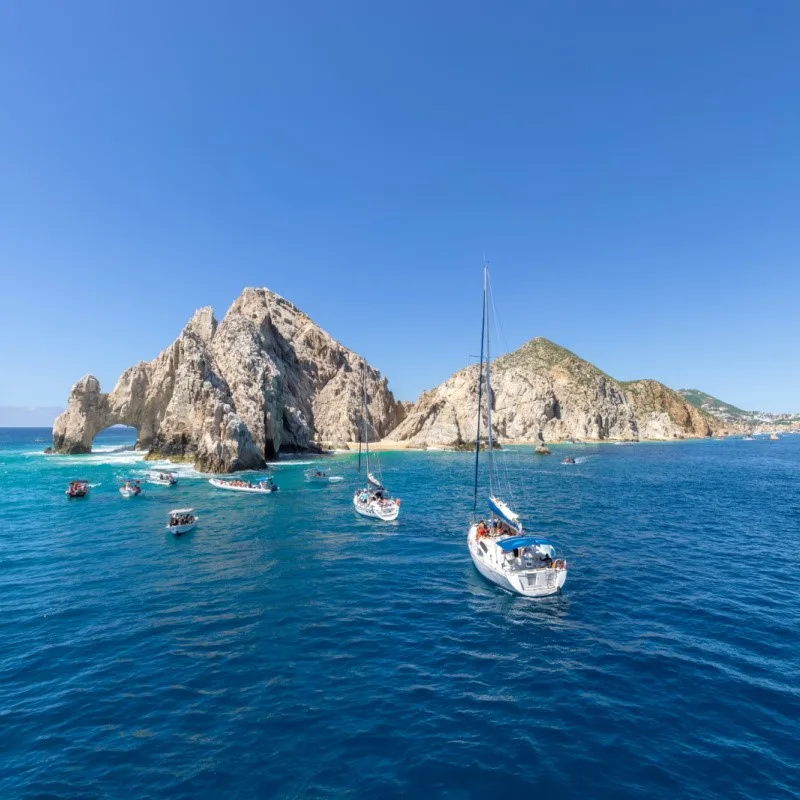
[622,380,715,439]
[53,288,404,472]
[387,338,719,447]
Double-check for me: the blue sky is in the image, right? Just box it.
[1,0,799,413]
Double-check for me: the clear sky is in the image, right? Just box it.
[1,0,798,413]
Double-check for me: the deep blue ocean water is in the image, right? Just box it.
[1,427,799,799]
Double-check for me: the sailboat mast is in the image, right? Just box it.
[484,264,494,494]
[362,361,370,473]
[473,267,487,515]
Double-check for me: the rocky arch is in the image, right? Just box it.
[53,293,404,472]
[51,375,156,454]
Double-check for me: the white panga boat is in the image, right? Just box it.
[208,477,278,493]
[66,479,89,498]
[149,471,177,486]
[743,435,755,441]
[466,263,567,597]
[119,479,143,498]
[353,362,401,522]
[166,508,197,534]
[304,467,331,482]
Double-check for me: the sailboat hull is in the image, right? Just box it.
[468,525,566,597]
[353,493,400,522]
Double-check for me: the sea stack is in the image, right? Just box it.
[53,288,404,472]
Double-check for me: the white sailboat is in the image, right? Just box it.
[353,362,401,522]
[467,264,567,597]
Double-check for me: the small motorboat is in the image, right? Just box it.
[166,508,197,535]
[149,471,177,486]
[66,480,89,498]
[120,479,143,498]
[743,435,755,441]
[562,456,576,465]
[305,467,331,482]
[208,477,278,494]
[770,433,780,441]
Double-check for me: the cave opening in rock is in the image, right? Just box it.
[90,424,140,454]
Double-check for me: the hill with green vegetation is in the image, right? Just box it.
[679,389,800,429]
[679,389,748,418]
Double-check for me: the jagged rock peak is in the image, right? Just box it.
[182,306,217,343]
[52,288,404,472]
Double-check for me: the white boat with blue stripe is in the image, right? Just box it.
[466,264,567,597]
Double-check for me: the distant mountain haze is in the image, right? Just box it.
[0,407,64,427]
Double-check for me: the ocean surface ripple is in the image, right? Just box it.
[1,428,799,798]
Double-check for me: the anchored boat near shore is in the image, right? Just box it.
[353,361,401,522]
[166,508,197,534]
[304,467,331,482]
[66,479,89,498]
[149,471,177,486]
[466,264,567,597]
[120,479,143,498]
[209,477,278,494]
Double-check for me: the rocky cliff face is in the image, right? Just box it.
[53,289,404,472]
[622,380,717,439]
[387,338,718,446]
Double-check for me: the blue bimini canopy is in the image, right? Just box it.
[496,536,555,552]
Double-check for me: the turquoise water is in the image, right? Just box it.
[1,428,799,798]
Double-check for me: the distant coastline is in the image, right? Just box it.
[0,407,64,428]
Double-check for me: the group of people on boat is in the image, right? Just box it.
[475,518,515,539]
[227,479,266,489]
[168,512,195,528]
[356,488,398,508]
[66,480,89,497]
[122,480,142,495]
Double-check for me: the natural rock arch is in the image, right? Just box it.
[53,291,405,473]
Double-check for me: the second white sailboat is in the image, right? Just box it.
[353,361,401,522]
